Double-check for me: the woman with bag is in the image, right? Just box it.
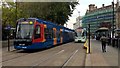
[100,34,108,52]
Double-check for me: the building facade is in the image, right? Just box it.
[73,16,82,30]
[82,1,119,34]
[116,1,120,29]
[117,7,120,29]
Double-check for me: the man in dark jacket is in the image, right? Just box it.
[100,34,108,52]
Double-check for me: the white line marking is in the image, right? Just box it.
[32,50,64,66]
[62,50,78,67]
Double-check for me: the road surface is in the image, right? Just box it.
[2,42,86,67]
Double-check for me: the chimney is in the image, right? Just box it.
[89,4,95,11]
[95,6,97,9]
[102,4,105,7]
[116,0,119,8]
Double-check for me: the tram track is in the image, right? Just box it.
[61,44,86,67]
[2,50,31,62]
[2,49,45,63]
[31,49,65,67]
[61,49,79,68]
[2,47,56,63]
[31,43,83,67]
[2,43,71,66]
[29,46,72,67]
[2,48,55,63]
[2,42,86,66]
[2,49,22,57]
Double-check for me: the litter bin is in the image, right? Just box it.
[118,38,120,50]
[107,37,111,46]
[112,38,115,47]
[114,38,118,48]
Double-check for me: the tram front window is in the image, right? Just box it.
[16,22,34,39]
[76,31,82,37]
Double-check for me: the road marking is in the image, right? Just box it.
[32,50,65,67]
[61,49,78,68]
[58,50,64,54]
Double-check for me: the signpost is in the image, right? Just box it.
[6,25,11,51]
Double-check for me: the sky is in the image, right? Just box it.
[65,0,118,29]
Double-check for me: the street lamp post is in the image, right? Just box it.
[78,11,80,27]
[88,23,91,53]
[112,1,115,39]
[76,8,80,28]
[112,0,115,46]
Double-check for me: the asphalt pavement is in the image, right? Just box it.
[2,42,86,67]
[1,39,119,67]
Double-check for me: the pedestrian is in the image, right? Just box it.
[100,34,108,52]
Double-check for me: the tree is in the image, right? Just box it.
[2,2,78,27]
[16,2,78,25]
[2,2,16,27]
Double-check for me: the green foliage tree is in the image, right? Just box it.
[16,2,78,25]
[2,2,78,27]
[2,2,78,40]
[2,2,16,27]
[2,2,17,40]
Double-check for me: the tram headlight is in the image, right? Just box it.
[19,44,25,46]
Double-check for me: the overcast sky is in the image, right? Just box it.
[65,0,118,29]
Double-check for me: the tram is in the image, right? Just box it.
[14,18,75,50]
[74,27,87,43]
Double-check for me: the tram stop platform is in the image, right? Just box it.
[85,39,118,67]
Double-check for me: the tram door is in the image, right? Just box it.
[33,23,44,43]
[60,29,63,44]
[53,28,57,45]
[44,27,53,47]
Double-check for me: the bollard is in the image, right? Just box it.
[112,38,115,47]
[118,38,120,50]
[116,38,118,48]
[7,30,10,51]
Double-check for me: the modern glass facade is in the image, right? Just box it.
[82,4,117,34]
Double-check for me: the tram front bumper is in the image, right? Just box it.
[14,43,45,50]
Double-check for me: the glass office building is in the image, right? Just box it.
[82,2,119,34]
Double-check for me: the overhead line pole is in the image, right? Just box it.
[88,23,91,54]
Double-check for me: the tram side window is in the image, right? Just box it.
[60,31,62,37]
[34,25,41,39]
[45,28,53,39]
[49,29,53,38]
[64,32,68,38]
[57,31,60,38]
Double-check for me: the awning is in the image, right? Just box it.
[115,29,120,33]
[95,27,109,32]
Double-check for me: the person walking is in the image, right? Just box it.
[100,34,108,52]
